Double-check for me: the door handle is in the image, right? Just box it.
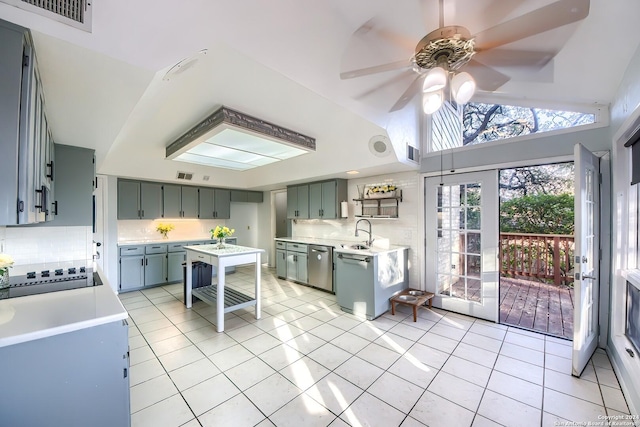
[575,272,596,280]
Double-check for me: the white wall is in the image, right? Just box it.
[229,203,258,248]
[607,41,640,415]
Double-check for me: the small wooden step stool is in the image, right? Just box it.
[390,288,435,322]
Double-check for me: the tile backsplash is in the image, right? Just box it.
[118,219,227,242]
[2,225,93,265]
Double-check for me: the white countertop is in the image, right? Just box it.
[275,237,409,255]
[118,237,217,245]
[0,266,128,348]
[185,244,265,257]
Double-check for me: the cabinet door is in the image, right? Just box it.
[276,249,287,278]
[214,189,231,219]
[230,190,248,202]
[140,182,163,219]
[321,181,337,218]
[48,144,94,226]
[286,252,297,281]
[247,191,263,203]
[297,185,309,218]
[287,186,298,218]
[181,186,198,218]
[167,251,186,283]
[198,188,214,219]
[117,180,140,219]
[119,255,144,291]
[144,253,167,287]
[162,184,181,218]
[308,182,322,219]
[297,252,308,284]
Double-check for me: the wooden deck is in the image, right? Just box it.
[500,276,574,340]
[445,277,574,340]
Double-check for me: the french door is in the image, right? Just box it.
[425,170,499,322]
[572,143,600,376]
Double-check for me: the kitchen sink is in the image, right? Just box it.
[350,244,370,250]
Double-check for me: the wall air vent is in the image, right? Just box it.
[176,171,194,181]
[407,144,420,164]
[0,0,92,31]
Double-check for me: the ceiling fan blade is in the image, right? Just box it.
[473,0,589,51]
[355,70,417,100]
[390,74,425,112]
[463,59,510,91]
[341,60,410,80]
[473,49,556,69]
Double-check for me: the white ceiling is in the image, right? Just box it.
[1,0,639,190]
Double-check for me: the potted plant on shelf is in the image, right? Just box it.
[366,184,397,199]
[156,223,175,239]
[210,225,235,249]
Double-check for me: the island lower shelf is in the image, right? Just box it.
[192,285,257,313]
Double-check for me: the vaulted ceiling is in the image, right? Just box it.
[1,0,639,190]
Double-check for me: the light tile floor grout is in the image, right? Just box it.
[119,266,635,427]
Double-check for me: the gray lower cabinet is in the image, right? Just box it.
[119,253,144,291]
[276,249,287,278]
[144,252,167,287]
[167,242,187,283]
[285,242,308,283]
[0,320,130,427]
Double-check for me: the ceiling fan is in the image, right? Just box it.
[340,0,590,113]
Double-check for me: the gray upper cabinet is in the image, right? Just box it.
[181,186,199,218]
[309,179,347,219]
[0,20,54,225]
[140,182,162,219]
[117,180,141,220]
[214,189,231,219]
[47,144,95,226]
[198,188,230,219]
[287,184,309,219]
[231,190,264,203]
[162,184,181,218]
[163,184,198,218]
[117,180,162,219]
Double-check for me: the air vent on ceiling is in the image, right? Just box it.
[176,171,194,181]
[202,175,210,181]
[1,0,92,31]
[407,144,420,164]
[368,135,392,157]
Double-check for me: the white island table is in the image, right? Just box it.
[184,243,264,332]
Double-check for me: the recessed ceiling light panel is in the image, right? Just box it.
[166,106,315,171]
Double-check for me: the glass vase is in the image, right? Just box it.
[217,238,226,249]
[0,269,9,290]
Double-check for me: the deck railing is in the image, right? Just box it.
[499,232,574,286]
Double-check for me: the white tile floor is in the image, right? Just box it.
[119,266,633,427]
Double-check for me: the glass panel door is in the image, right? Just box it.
[573,143,600,376]
[425,171,499,321]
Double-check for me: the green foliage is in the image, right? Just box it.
[500,193,574,234]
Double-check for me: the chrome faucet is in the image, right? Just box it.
[355,218,374,247]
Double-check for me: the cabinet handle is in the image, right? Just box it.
[141,210,145,217]
[151,246,161,249]
[145,259,148,266]
[141,259,144,266]
[46,161,54,180]
[52,201,58,215]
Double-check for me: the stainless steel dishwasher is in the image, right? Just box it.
[307,245,334,292]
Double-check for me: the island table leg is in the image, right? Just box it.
[255,253,261,320]
[217,260,225,333]
[186,258,193,309]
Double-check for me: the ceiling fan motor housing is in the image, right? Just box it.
[414,26,475,71]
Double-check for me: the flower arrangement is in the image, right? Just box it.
[210,225,235,240]
[366,184,397,198]
[156,223,175,239]
[0,253,14,275]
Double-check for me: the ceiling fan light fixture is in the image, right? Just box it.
[423,90,444,114]
[451,72,476,104]
[423,67,447,93]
